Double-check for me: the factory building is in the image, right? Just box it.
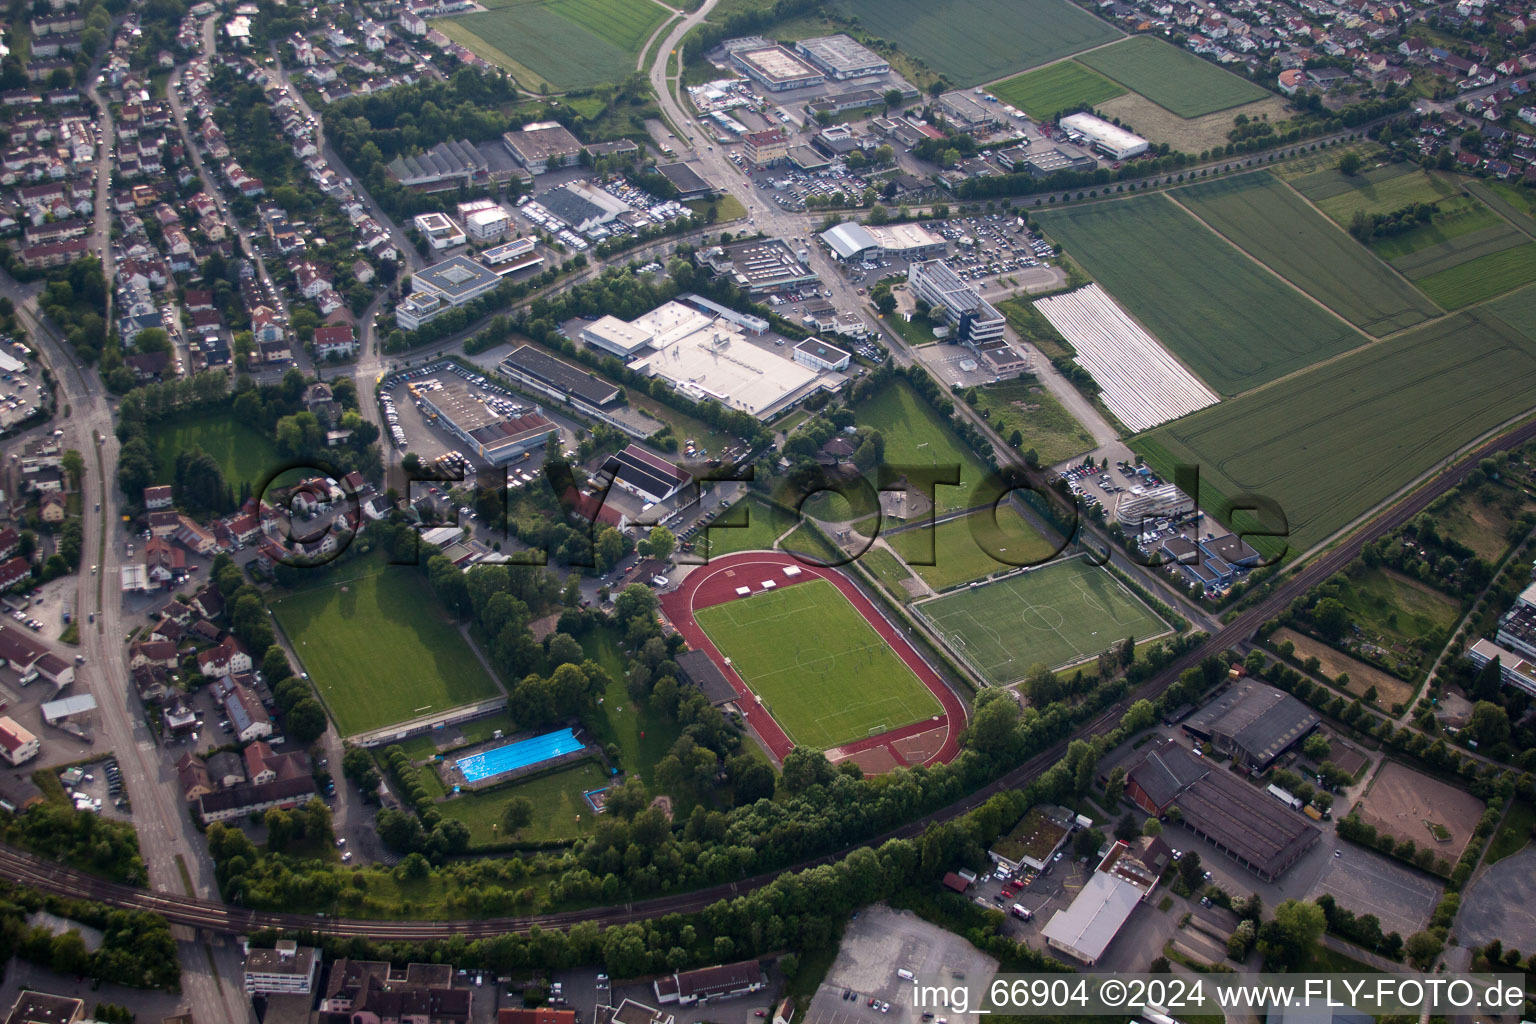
[794,34,889,79]
[502,122,583,173]
[1059,112,1149,161]
[415,376,556,465]
[729,45,824,91]
[396,255,503,330]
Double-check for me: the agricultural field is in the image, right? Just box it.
[1366,194,1512,264]
[969,376,1095,465]
[1076,35,1269,118]
[1415,242,1536,310]
[1487,284,1536,341]
[1036,194,1362,396]
[149,410,284,492]
[439,0,671,91]
[1291,162,1457,224]
[1174,172,1440,335]
[832,0,1122,87]
[917,556,1168,685]
[270,557,502,736]
[990,61,1126,120]
[1096,91,1289,154]
[854,380,998,514]
[1464,179,1536,238]
[885,507,1060,591]
[694,579,941,749]
[1133,312,1536,558]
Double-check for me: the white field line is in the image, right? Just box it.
[1035,284,1219,431]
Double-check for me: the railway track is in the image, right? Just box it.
[7,416,1534,940]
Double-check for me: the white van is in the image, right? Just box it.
[897,969,915,982]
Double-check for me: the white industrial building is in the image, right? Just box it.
[457,199,512,242]
[821,221,947,262]
[396,254,503,329]
[792,337,851,372]
[1041,869,1142,965]
[906,259,1005,344]
[1059,112,1149,160]
[582,315,656,358]
[412,212,465,250]
[794,34,889,79]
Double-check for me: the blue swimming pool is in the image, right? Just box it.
[456,728,582,783]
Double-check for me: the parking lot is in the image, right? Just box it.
[805,904,999,1024]
[1304,845,1440,938]
[0,340,47,430]
[58,757,130,821]
[929,215,1056,283]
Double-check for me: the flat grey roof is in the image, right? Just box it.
[499,345,622,407]
[415,254,501,299]
[1183,681,1318,767]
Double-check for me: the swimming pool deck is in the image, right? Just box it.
[434,722,601,793]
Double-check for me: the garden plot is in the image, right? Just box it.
[1034,284,1218,431]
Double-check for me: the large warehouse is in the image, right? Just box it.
[729,45,824,91]
[497,345,622,410]
[414,376,556,464]
[603,444,691,504]
[533,182,630,233]
[696,238,818,295]
[623,301,841,418]
[794,34,889,79]
[1122,738,1320,881]
[1181,681,1319,771]
[1059,112,1149,161]
[502,122,583,173]
[821,221,948,262]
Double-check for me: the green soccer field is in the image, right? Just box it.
[991,61,1126,119]
[271,559,502,736]
[918,557,1169,685]
[693,579,941,749]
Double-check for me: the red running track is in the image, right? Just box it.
[660,552,966,771]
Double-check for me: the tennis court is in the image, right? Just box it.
[917,556,1170,685]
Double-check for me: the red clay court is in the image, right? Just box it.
[660,552,967,773]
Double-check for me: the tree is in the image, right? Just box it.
[285,698,328,744]
[262,646,293,685]
[883,88,904,112]
[547,632,584,668]
[1178,850,1204,889]
[1404,930,1443,969]
[1468,700,1510,747]
[1104,765,1126,806]
[501,796,534,835]
[1142,817,1162,838]
[1114,812,1137,841]
[642,525,676,561]
[1256,899,1326,970]
[1302,733,1331,762]
[1338,151,1364,175]
[1313,597,1350,640]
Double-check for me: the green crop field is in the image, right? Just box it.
[970,376,1095,465]
[149,410,285,492]
[1077,36,1269,117]
[1487,283,1536,341]
[1036,194,1362,396]
[1133,312,1536,558]
[1175,172,1440,334]
[271,558,502,736]
[1366,194,1508,261]
[694,579,940,749]
[886,506,1061,590]
[440,0,670,90]
[1293,163,1457,224]
[991,62,1126,119]
[854,380,998,513]
[1387,224,1530,280]
[918,557,1168,685]
[1414,242,1536,309]
[831,0,1122,87]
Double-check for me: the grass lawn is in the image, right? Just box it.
[437,760,611,844]
[917,556,1168,684]
[859,546,917,601]
[149,409,284,493]
[1133,311,1536,558]
[1036,194,1362,396]
[694,578,940,748]
[781,521,843,565]
[270,557,502,736]
[831,0,1122,87]
[1294,163,1457,224]
[1485,798,1536,864]
[999,295,1073,359]
[439,0,670,91]
[970,375,1095,465]
[693,495,797,558]
[854,380,997,513]
[579,626,682,783]
[991,61,1126,119]
[884,312,943,346]
[886,507,1059,590]
[1335,567,1460,646]
[686,194,747,223]
[391,711,519,761]
[1415,241,1536,309]
[1175,172,1440,334]
[1076,36,1269,117]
